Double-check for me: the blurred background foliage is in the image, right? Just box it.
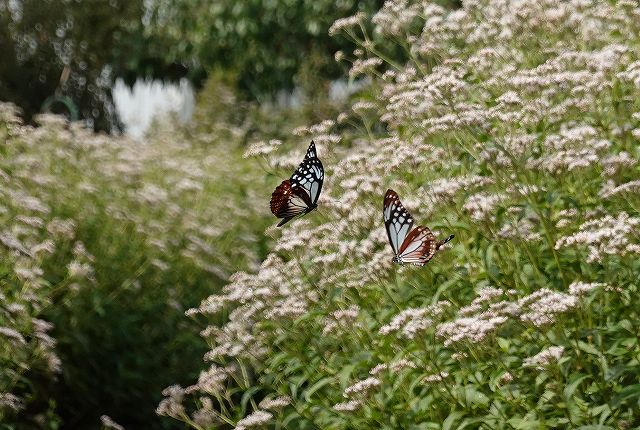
[0,84,278,428]
[144,0,383,97]
[0,0,383,131]
[0,0,149,130]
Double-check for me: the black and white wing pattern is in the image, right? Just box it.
[383,189,415,256]
[290,141,324,205]
[270,141,324,227]
[383,189,454,266]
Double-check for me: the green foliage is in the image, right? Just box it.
[0,0,384,130]
[0,87,274,427]
[145,0,384,98]
[2,1,640,429]
[157,1,640,429]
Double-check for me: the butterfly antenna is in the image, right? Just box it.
[437,234,455,249]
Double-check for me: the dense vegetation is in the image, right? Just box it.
[145,0,386,98]
[0,87,282,427]
[1,0,640,429]
[156,1,640,429]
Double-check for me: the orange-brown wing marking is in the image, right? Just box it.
[398,225,437,265]
[270,180,309,227]
[270,180,293,217]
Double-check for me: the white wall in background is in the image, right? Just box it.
[328,78,371,102]
[112,78,195,140]
[112,77,368,138]
[270,78,371,109]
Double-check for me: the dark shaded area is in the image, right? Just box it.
[42,216,214,429]
[0,0,385,131]
[0,0,186,131]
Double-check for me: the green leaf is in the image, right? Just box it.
[337,364,356,387]
[535,372,550,387]
[604,365,632,382]
[508,416,542,429]
[303,377,334,402]
[611,384,640,408]
[463,386,489,407]
[442,411,463,430]
[537,389,556,406]
[497,337,510,352]
[574,426,614,430]
[240,386,261,415]
[618,319,633,333]
[411,393,434,413]
[456,417,488,429]
[282,411,301,427]
[577,341,601,356]
[408,423,440,430]
[563,374,589,399]
[594,403,612,425]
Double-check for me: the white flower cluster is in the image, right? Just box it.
[258,396,291,410]
[369,358,417,375]
[423,371,449,383]
[343,377,381,398]
[555,212,640,262]
[333,399,362,412]
[243,139,283,158]
[323,305,361,335]
[379,301,451,339]
[436,313,509,346]
[568,281,607,297]
[329,12,366,36]
[523,346,565,369]
[235,410,273,430]
[435,286,587,346]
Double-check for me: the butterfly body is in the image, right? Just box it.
[383,189,454,266]
[270,141,324,227]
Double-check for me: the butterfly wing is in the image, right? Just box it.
[397,225,438,265]
[304,140,318,158]
[270,180,310,226]
[290,141,324,205]
[270,141,324,227]
[383,189,415,256]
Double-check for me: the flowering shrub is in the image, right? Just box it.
[0,104,64,425]
[0,98,271,426]
[161,0,640,429]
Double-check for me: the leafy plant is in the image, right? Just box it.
[144,0,385,98]
[160,1,640,429]
[0,81,274,427]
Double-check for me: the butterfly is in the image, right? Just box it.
[270,141,324,227]
[383,189,454,266]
